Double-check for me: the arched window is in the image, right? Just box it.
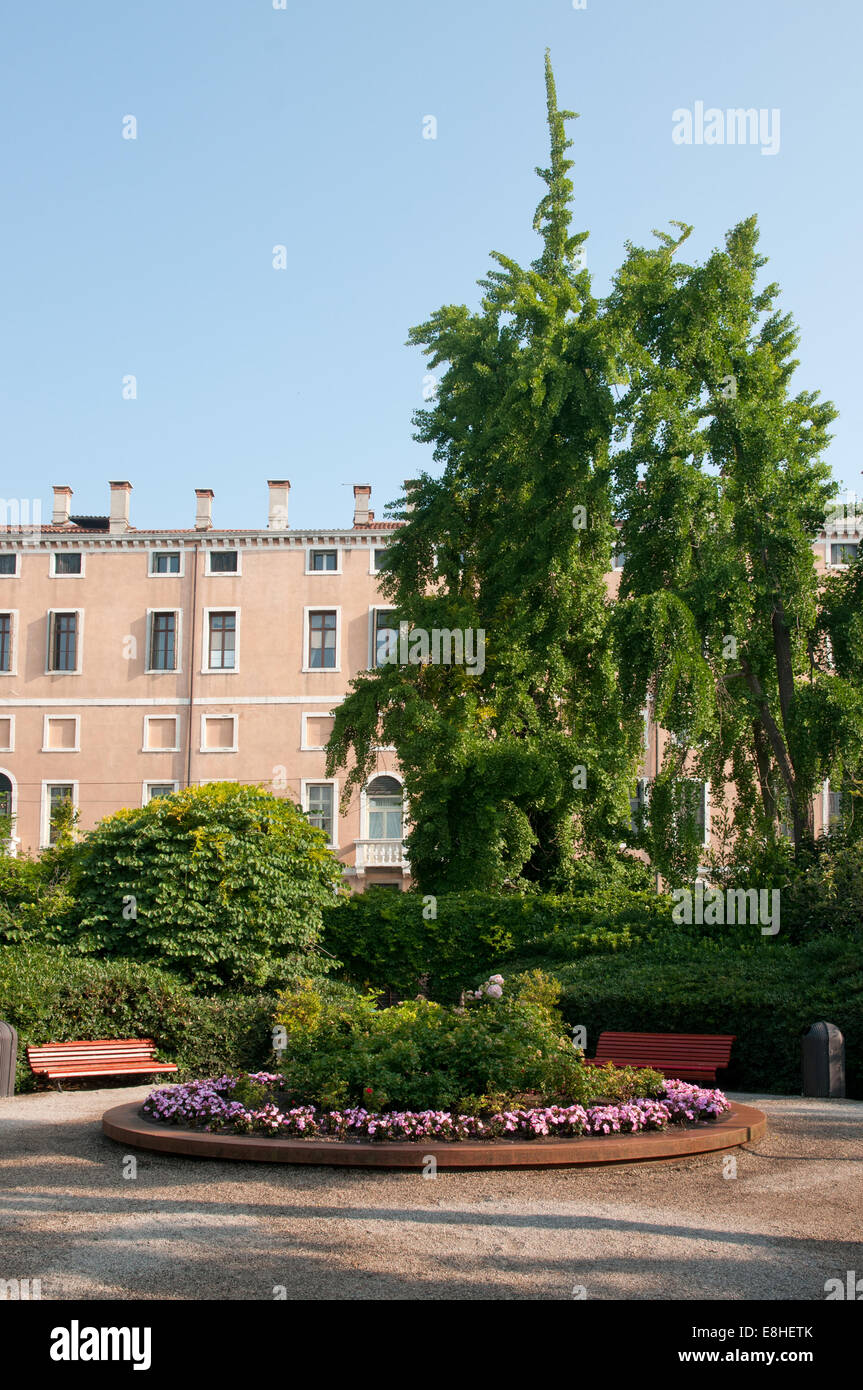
[0,774,11,821]
[366,775,403,840]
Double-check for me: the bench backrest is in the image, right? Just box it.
[593,1032,735,1069]
[27,1039,159,1071]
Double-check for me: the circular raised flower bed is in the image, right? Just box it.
[102,1073,766,1169]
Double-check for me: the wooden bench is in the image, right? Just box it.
[586,1032,735,1085]
[26,1039,178,1089]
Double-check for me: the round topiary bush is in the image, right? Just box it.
[62,782,344,988]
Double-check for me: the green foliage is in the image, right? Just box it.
[551,933,863,1097]
[322,872,670,1001]
[326,53,643,892]
[0,941,279,1093]
[0,838,77,945]
[274,969,593,1111]
[57,782,344,989]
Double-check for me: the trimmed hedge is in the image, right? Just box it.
[322,884,671,1001]
[545,934,863,1098]
[0,942,278,1093]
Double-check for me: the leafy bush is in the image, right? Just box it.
[547,933,863,1097]
[0,840,76,945]
[0,942,279,1093]
[58,782,344,988]
[322,880,671,1001]
[272,969,659,1112]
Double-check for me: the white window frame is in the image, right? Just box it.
[199,713,239,753]
[0,715,15,753]
[826,538,860,569]
[0,608,18,676]
[0,552,20,578]
[40,779,79,849]
[360,771,406,843]
[142,780,180,806]
[301,777,339,849]
[303,606,341,673]
[146,607,183,674]
[204,548,242,577]
[142,714,181,753]
[148,548,185,578]
[0,766,19,854]
[202,606,240,674]
[305,546,342,576]
[368,604,397,669]
[41,714,81,753]
[45,608,84,675]
[50,551,85,578]
[370,546,390,576]
[301,710,337,751]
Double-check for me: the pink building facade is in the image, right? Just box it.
[0,482,858,881]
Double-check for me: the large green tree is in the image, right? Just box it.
[327,54,642,893]
[608,217,863,866]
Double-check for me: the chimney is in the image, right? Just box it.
[52,485,73,527]
[109,480,132,534]
[403,478,420,513]
[195,489,214,531]
[353,484,372,527]
[267,479,291,530]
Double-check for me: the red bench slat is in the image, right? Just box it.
[587,1032,735,1082]
[26,1038,177,1082]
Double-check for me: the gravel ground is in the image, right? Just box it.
[1,1086,861,1300]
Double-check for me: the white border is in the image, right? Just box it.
[142,780,180,806]
[146,607,183,674]
[42,713,81,753]
[40,778,79,848]
[0,608,18,676]
[0,715,14,753]
[369,544,389,576]
[46,608,84,675]
[142,714,181,753]
[305,546,342,576]
[0,553,20,578]
[205,548,242,577]
[0,765,19,855]
[302,606,341,673]
[361,770,405,842]
[300,776,339,849]
[368,604,397,669]
[301,709,337,751]
[50,551,85,579]
[148,547,185,578]
[199,712,239,753]
[202,606,240,674]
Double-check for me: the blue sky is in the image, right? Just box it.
[1,0,860,530]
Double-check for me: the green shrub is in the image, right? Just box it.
[322,882,671,1001]
[274,969,602,1111]
[546,934,863,1097]
[0,942,279,1093]
[59,782,344,988]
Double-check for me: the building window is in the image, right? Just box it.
[301,712,336,751]
[309,549,338,572]
[207,612,236,670]
[53,553,82,576]
[372,548,389,574]
[305,783,334,843]
[612,548,626,570]
[48,612,79,672]
[207,551,238,574]
[373,608,397,667]
[366,775,403,840]
[629,778,649,835]
[200,715,238,752]
[0,717,13,752]
[43,716,79,752]
[0,555,17,576]
[149,612,177,671]
[151,552,181,575]
[144,782,178,804]
[47,784,75,846]
[830,542,859,566]
[677,778,708,845]
[143,716,179,752]
[0,773,12,819]
[0,614,11,672]
[308,610,337,669]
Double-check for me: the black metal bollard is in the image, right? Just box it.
[801,1021,845,1098]
[0,1020,18,1097]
